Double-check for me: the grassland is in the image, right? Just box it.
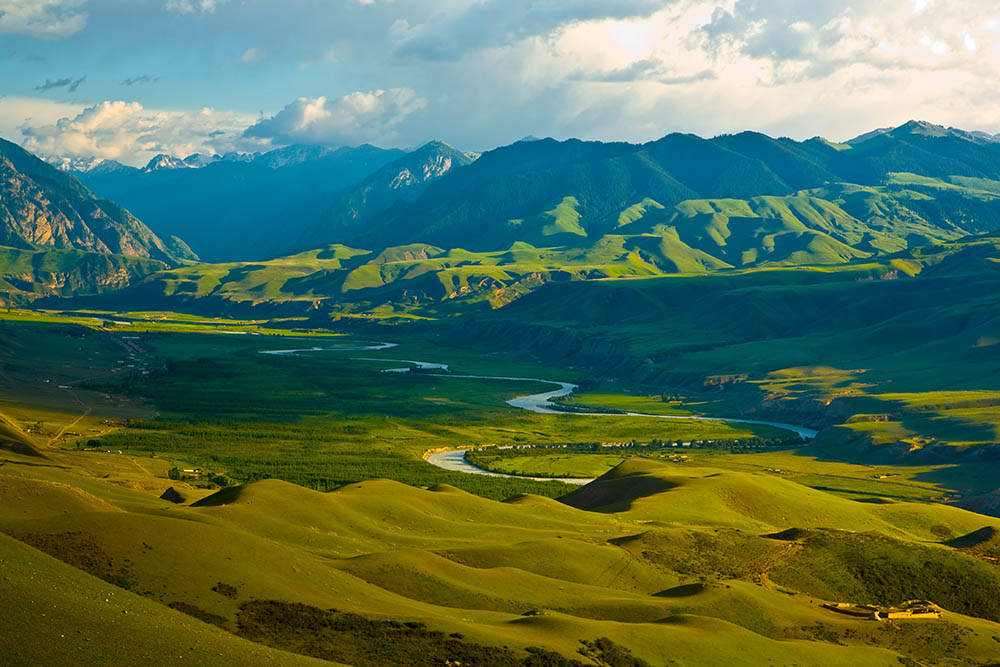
[4,438,1000,665]
[0,318,792,500]
[72,326,792,500]
[4,314,1000,664]
[4,314,999,503]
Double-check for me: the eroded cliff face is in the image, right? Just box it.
[0,139,190,264]
[1,163,112,254]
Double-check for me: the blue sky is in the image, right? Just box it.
[2,0,998,165]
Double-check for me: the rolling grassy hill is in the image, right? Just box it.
[1,307,1000,664]
[452,232,1000,465]
[46,193,996,319]
[0,246,169,305]
[3,439,1000,665]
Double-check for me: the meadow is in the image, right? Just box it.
[80,326,788,499]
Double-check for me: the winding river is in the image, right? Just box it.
[260,342,818,484]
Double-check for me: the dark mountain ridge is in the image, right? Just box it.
[76,143,406,262]
[352,121,1000,251]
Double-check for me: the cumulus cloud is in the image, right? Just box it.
[0,0,87,38]
[393,0,666,60]
[19,100,255,166]
[243,88,427,147]
[700,1,1000,82]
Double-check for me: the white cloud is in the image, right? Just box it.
[241,47,265,64]
[393,0,665,60]
[422,1,1000,145]
[963,31,979,53]
[0,96,85,140]
[244,88,427,147]
[17,99,255,166]
[164,0,226,14]
[918,33,949,56]
[0,0,87,38]
[4,0,1000,163]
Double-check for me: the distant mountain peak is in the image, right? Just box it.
[417,139,452,150]
[387,141,473,190]
[143,153,193,172]
[44,154,139,175]
[181,153,220,168]
[847,120,1000,145]
[255,144,335,169]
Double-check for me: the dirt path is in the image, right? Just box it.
[47,390,92,447]
[128,456,154,477]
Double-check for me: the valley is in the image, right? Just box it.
[4,120,1000,665]
[3,316,1000,665]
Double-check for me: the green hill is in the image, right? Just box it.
[50,185,998,318]
[2,299,1000,664]
[3,445,1000,666]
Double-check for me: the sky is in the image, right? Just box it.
[1,0,999,166]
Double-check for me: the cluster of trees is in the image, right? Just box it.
[468,434,805,462]
[167,465,233,488]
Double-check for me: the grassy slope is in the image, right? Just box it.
[3,449,999,666]
[472,235,1000,462]
[48,176,1000,318]
[0,245,168,305]
[0,531,331,667]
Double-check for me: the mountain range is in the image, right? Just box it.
[8,120,1000,312]
[349,120,1000,252]
[69,141,476,262]
[64,120,1000,268]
